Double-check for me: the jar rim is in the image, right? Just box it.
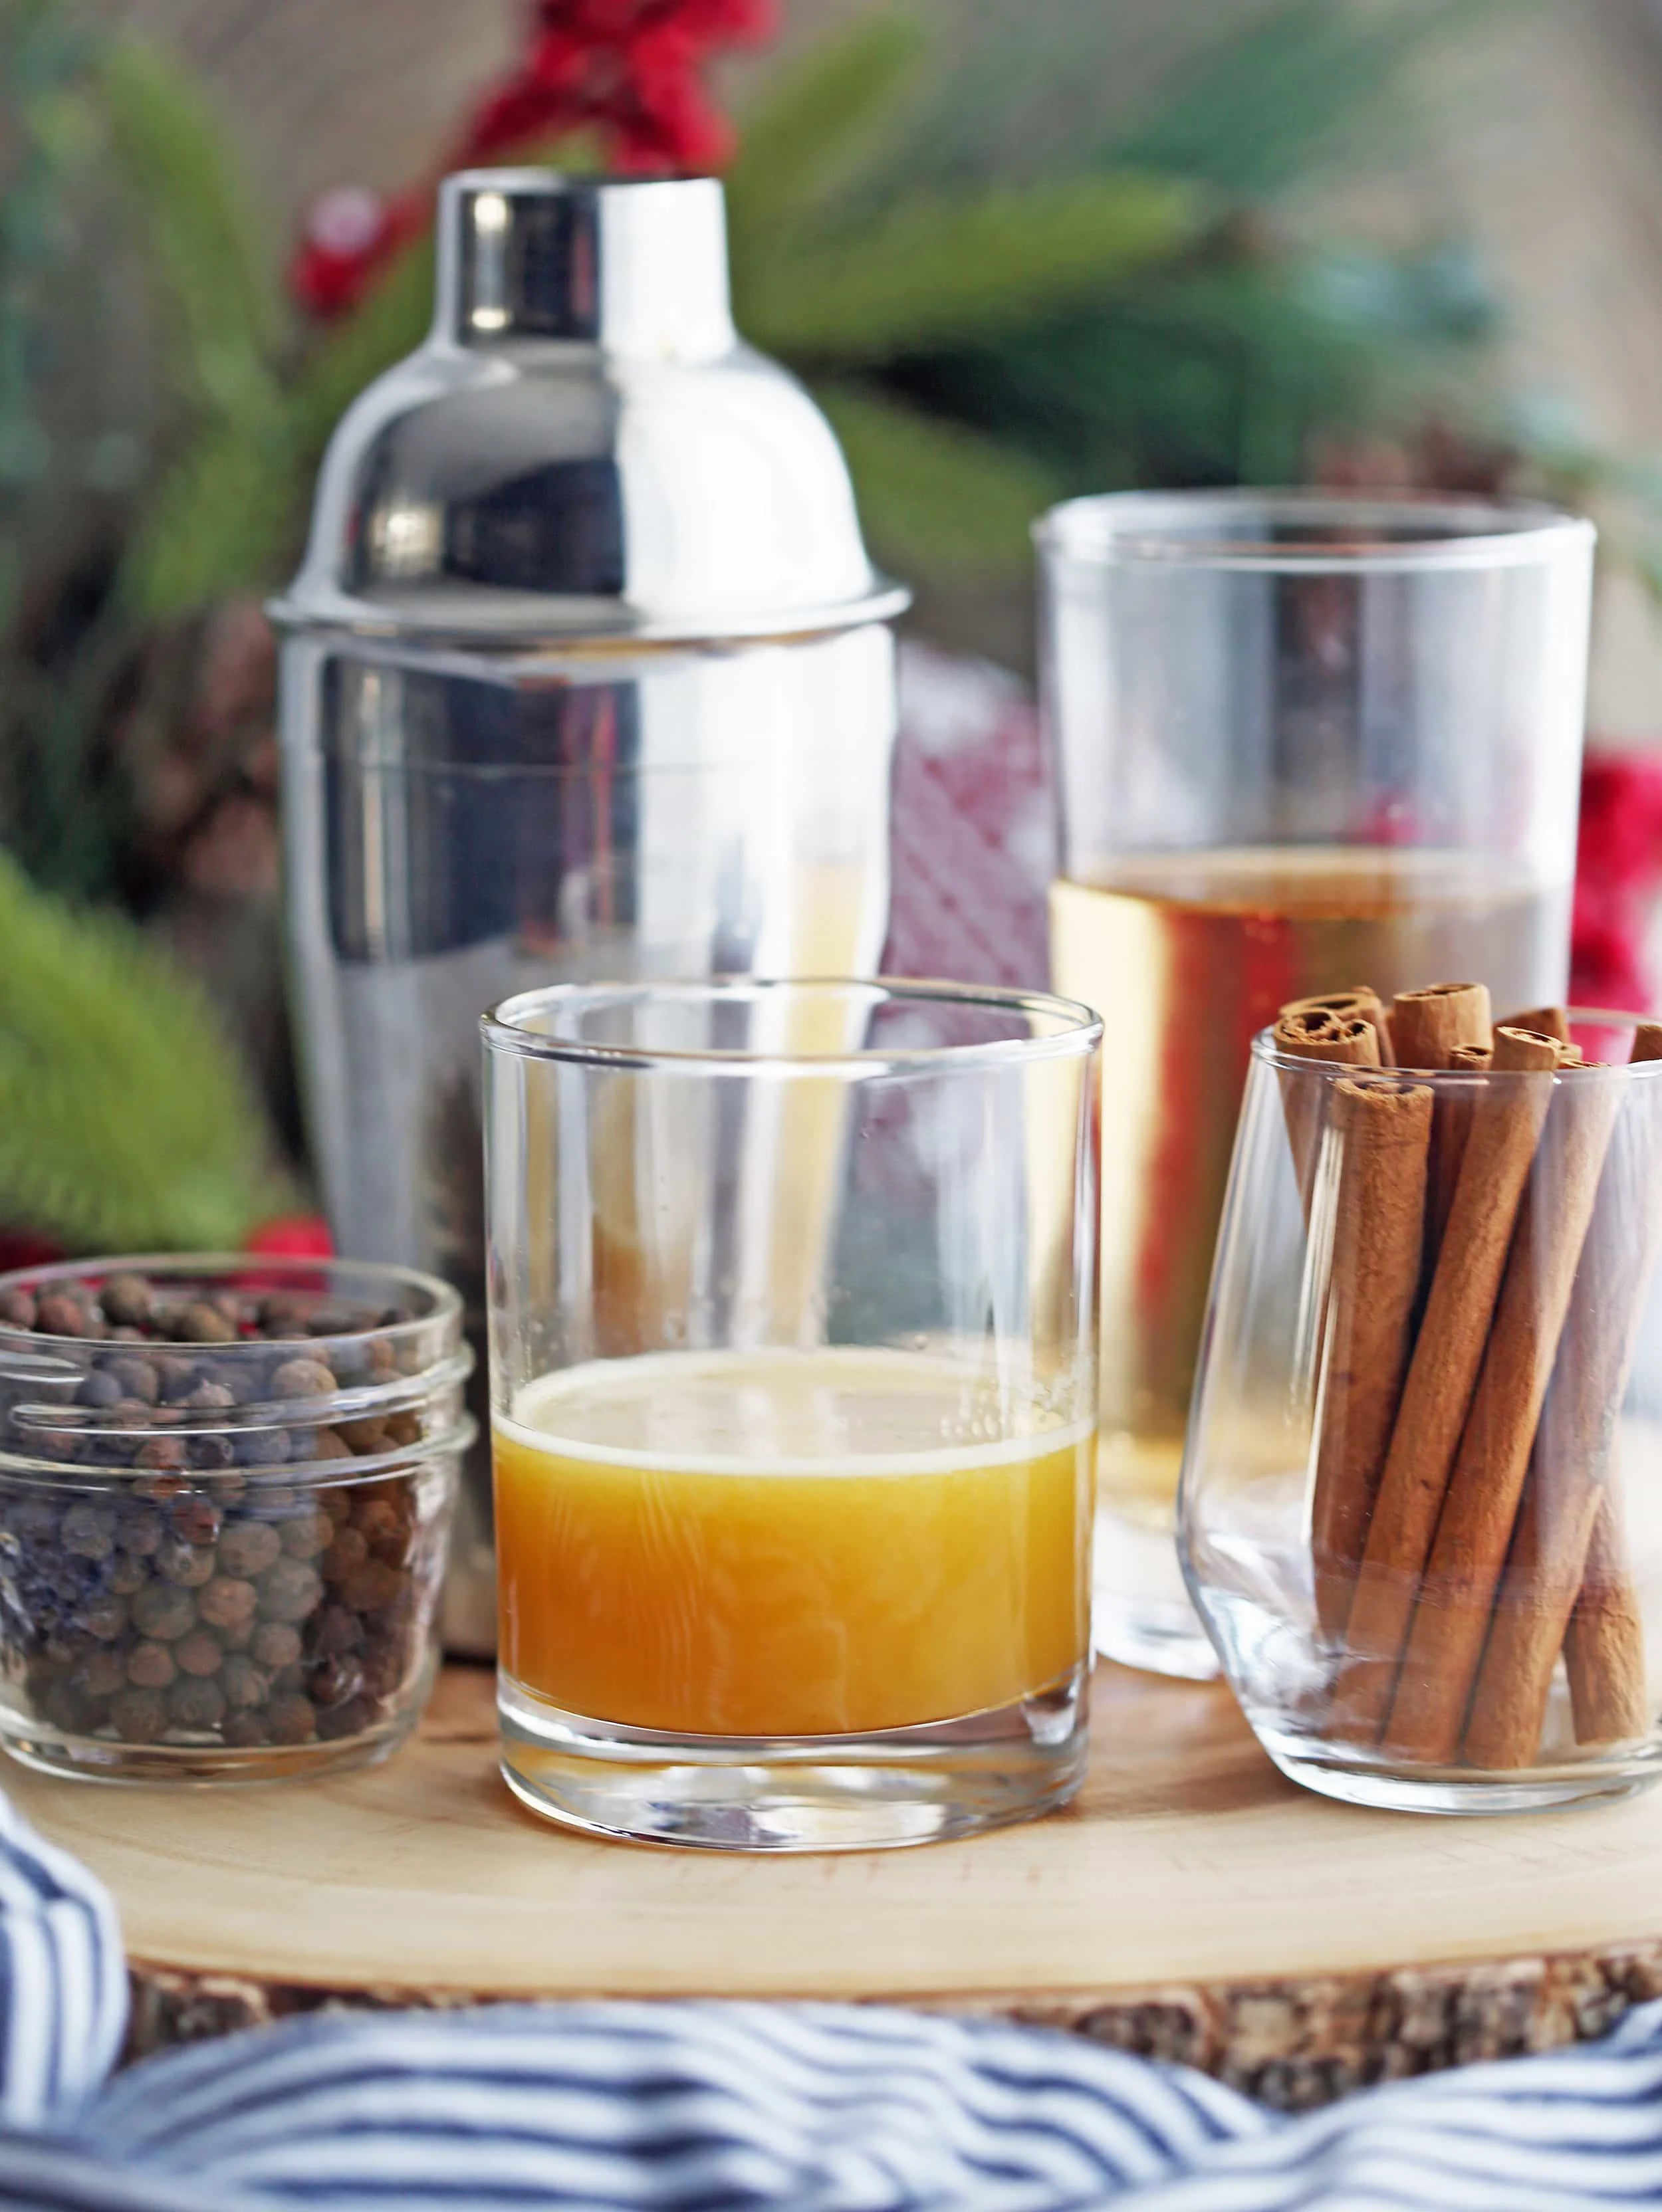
[0,1254,463,1355]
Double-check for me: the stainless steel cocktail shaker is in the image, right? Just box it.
[272,169,907,1651]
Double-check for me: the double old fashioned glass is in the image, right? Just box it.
[483,978,1100,1849]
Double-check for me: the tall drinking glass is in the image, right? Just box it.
[1040,492,1595,1678]
[483,978,1100,1849]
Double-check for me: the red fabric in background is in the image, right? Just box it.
[1570,753,1662,1014]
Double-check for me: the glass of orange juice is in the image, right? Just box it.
[481,978,1101,1849]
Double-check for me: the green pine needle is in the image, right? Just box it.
[96,36,280,406]
[726,13,927,240]
[816,383,1060,580]
[0,851,287,1251]
[737,173,1205,363]
[116,415,296,623]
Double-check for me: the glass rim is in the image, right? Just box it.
[1252,1008,1661,1080]
[482,976,1104,1074]
[1034,489,1595,573]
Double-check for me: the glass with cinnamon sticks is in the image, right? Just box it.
[1181,985,1662,1811]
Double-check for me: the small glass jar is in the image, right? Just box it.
[1182,1016,1662,1813]
[0,1256,472,1781]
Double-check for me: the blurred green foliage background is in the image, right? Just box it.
[0,0,1653,1249]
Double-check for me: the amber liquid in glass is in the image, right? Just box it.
[495,1347,1093,1737]
[1049,844,1568,1668]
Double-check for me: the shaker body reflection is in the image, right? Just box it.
[273,171,907,1653]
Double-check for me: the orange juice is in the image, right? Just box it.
[493,1347,1093,1737]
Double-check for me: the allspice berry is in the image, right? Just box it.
[174,1627,225,1678]
[136,1436,188,1476]
[219,1654,268,1710]
[217,1521,281,1579]
[197,1576,257,1635]
[257,1293,311,1337]
[108,1357,160,1405]
[35,1292,90,1338]
[126,1641,177,1690]
[256,1557,323,1624]
[168,1493,222,1548]
[271,1359,336,1400]
[249,1620,302,1672]
[70,1648,126,1700]
[172,1302,237,1345]
[322,1526,368,1583]
[130,1583,195,1642]
[168,1675,227,1729]
[99,1273,154,1329]
[60,1501,116,1561]
[110,1687,166,1743]
[266,1692,318,1745]
[279,1508,333,1561]
[316,1695,374,1742]
[156,1537,216,1590]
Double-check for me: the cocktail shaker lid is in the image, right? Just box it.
[271,169,907,644]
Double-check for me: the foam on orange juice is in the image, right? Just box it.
[493,1347,1093,1737]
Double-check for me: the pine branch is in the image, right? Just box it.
[285,241,436,459]
[726,13,927,241]
[96,37,281,411]
[98,35,291,621]
[0,851,286,1251]
[1097,0,1477,199]
[737,173,1205,362]
[816,383,1060,580]
[116,418,298,623]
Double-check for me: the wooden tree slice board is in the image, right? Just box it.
[14,1662,1662,2106]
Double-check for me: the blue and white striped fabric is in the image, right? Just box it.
[0,1787,125,2130]
[7,1783,1662,2209]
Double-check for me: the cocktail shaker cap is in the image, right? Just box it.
[271,169,907,645]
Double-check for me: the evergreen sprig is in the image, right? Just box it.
[0,851,287,1252]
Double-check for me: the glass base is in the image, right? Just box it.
[498,1668,1089,1851]
[1093,1505,1220,1680]
[1262,1733,1661,1816]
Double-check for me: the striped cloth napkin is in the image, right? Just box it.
[7,1787,1662,2208]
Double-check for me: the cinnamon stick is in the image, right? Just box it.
[1274,1008,1382,1210]
[1501,1006,1570,1045]
[1426,1042,1491,1265]
[1565,1487,1649,1745]
[1394,986,1494,1297]
[1281,989,1394,1063]
[1463,1024,1662,1766]
[1391,982,1492,1071]
[1383,1057,1621,1764]
[1326,1026,1561,1741]
[1310,1077,1433,1640]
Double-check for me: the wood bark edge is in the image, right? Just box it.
[122,1936,1662,2112]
